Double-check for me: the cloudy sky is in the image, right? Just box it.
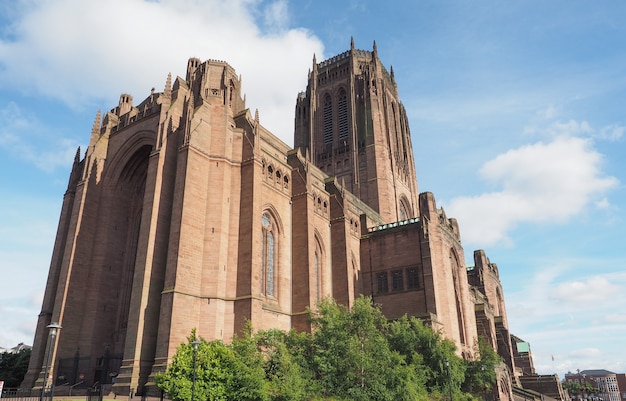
[1,0,625,378]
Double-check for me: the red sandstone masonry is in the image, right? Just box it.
[28,48,518,399]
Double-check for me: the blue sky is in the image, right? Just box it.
[1,0,625,378]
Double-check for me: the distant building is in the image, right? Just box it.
[511,335,536,376]
[0,343,31,354]
[616,374,626,401]
[565,370,622,401]
[519,374,567,401]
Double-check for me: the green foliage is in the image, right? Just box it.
[157,299,504,401]
[155,331,268,401]
[0,348,31,387]
[562,379,598,396]
[387,315,463,395]
[253,329,316,401]
[309,296,425,401]
[462,337,501,396]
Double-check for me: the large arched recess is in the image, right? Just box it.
[449,248,467,347]
[91,132,155,365]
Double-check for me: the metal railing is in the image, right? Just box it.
[0,388,39,401]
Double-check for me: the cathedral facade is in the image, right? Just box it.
[23,40,520,400]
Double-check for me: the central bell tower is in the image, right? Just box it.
[294,38,419,223]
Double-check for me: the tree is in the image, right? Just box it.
[461,337,501,396]
[157,301,491,401]
[387,315,464,398]
[252,329,317,401]
[562,379,598,398]
[0,348,31,387]
[308,296,425,401]
[155,332,268,401]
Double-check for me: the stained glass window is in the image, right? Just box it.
[261,213,276,297]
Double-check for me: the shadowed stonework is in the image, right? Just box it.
[23,40,556,401]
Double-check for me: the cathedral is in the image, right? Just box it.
[23,40,542,401]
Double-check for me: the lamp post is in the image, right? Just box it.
[445,359,454,401]
[191,340,201,401]
[481,365,487,401]
[40,323,62,401]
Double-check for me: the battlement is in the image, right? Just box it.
[187,57,236,80]
[104,91,162,134]
[318,50,352,68]
[317,47,393,87]
[368,217,420,233]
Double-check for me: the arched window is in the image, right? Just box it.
[496,287,504,318]
[450,250,466,345]
[314,251,320,303]
[337,89,348,141]
[399,196,412,220]
[323,94,333,145]
[261,213,277,297]
[391,102,401,152]
[314,236,324,303]
[228,80,235,106]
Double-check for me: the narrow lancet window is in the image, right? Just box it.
[323,94,333,145]
[261,213,277,297]
[338,89,348,141]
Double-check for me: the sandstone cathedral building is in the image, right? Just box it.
[23,40,556,401]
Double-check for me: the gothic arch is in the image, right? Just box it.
[351,252,360,296]
[79,132,156,360]
[496,287,505,318]
[228,79,236,106]
[398,195,413,220]
[101,131,155,186]
[322,93,333,145]
[116,206,143,331]
[391,101,400,145]
[262,204,284,235]
[337,87,349,142]
[449,248,467,345]
[312,230,326,304]
[260,206,284,299]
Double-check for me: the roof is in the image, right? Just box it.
[581,369,616,376]
[0,342,32,353]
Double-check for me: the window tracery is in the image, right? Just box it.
[261,212,277,297]
[323,94,333,145]
[338,88,348,141]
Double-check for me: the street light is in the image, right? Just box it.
[445,359,454,401]
[191,340,201,401]
[40,322,62,401]
[481,365,487,401]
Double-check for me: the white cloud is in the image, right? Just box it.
[594,197,611,210]
[551,277,621,304]
[0,194,59,347]
[262,0,290,30]
[567,348,602,359]
[605,314,626,323]
[548,120,593,137]
[504,266,626,375]
[448,130,618,247]
[524,120,625,142]
[0,102,81,171]
[504,264,626,335]
[507,267,626,320]
[596,124,625,141]
[0,0,324,145]
[538,105,558,120]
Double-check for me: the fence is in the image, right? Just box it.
[2,388,168,401]
[0,388,38,401]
